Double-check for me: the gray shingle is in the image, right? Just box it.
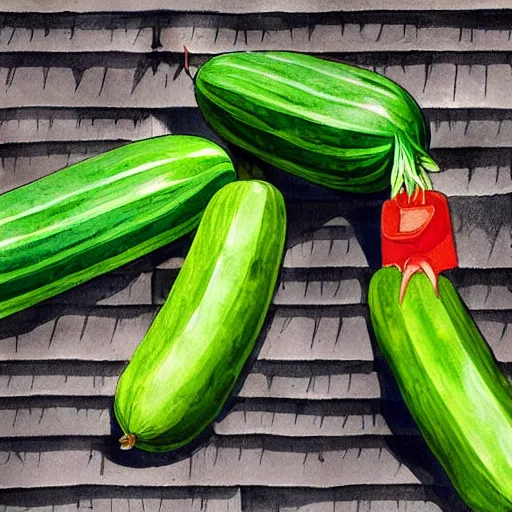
[457,283,512,310]
[430,165,512,197]
[2,0,509,13]
[430,118,512,150]
[0,65,195,109]
[214,407,399,438]
[0,115,169,144]
[0,438,423,489]
[479,313,512,362]
[3,61,512,110]
[273,278,364,306]
[248,499,442,512]
[283,219,368,268]
[450,196,512,269]
[0,374,118,397]
[260,308,374,362]
[1,307,510,362]
[37,273,154,307]
[245,488,444,512]
[0,488,242,512]
[0,406,111,438]
[239,370,380,400]
[355,503,441,512]
[0,307,156,361]
[1,403,403,439]
[243,487,468,512]
[0,26,155,54]
[0,362,381,401]
[4,23,512,58]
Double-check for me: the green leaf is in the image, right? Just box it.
[421,156,441,173]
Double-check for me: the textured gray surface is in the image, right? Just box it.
[0,404,403,439]
[0,115,169,144]
[3,145,512,198]
[1,307,510,362]
[4,62,512,109]
[0,306,374,362]
[0,64,196,108]
[0,488,243,512]
[0,365,381,401]
[0,5,509,512]
[5,113,512,156]
[244,489,445,512]
[2,0,512,13]
[0,308,512,364]
[0,440,423,489]
[4,23,512,55]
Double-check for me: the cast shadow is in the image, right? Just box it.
[366,318,474,512]
[0,234,193,340]
[103,159,386,469]
[104,271,281,468]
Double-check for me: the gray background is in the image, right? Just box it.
[0,2,511,511]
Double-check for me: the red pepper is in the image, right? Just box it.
[381,189,458,303]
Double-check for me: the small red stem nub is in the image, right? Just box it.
[183,45,194,81]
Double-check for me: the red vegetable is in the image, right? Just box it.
[381,189,458,302]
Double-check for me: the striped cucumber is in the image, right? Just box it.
[369,267,512,511]
[0,135,236,319]
[195,51,439,196]
[114,180,286,452]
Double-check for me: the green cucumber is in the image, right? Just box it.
[369,267,512,511]
[114,180,286,452]
[0,135,236,319]
[195,51,439,196]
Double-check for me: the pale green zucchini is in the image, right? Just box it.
[114,180,287,452]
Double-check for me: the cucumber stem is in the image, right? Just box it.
[183,46,194,81]
[119,434,136,450]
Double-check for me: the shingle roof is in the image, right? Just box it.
[1,5,510,511]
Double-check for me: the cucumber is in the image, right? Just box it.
[114,180,287,452]
[0,135,236,319]
[195,51,439,196]
[369,267,512,511]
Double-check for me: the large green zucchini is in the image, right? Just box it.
[369,267,512,511]
[195,51,439,196]
[114,180,286,452]
[0,135,235,320]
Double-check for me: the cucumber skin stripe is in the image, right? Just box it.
[369,267,512,512]
[114,181,287,453]
[195,51,438,195]
[0,135,236,320]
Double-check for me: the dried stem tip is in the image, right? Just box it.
[120,434,136,450]
[183,45,194,81]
